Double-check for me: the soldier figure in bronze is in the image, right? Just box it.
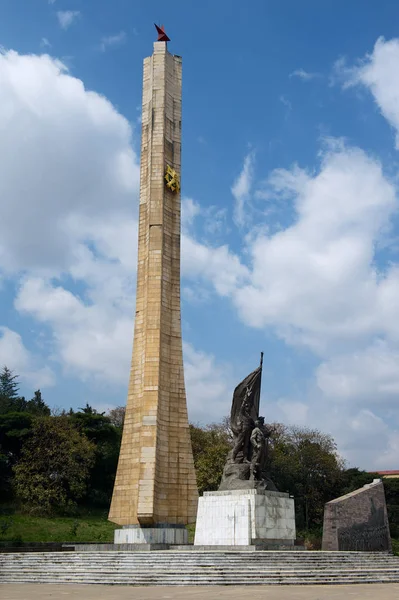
[232,388,255,463]
[250,416,272,481]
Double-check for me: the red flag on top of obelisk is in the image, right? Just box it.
[155,24,170,42]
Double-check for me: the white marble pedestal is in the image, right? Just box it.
[114,525,187,545]
[194,489,296,547]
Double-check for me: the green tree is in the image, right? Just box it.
[0,412,34,462]
[190,422,232,494]
[0,450,8,499]
[0,367,27,414]
[70,405,121,506]
[269,425,345,530]
[339,467,379,495]
[107,406,125,428]
[383,478,399,538]
[0,412,34,498]
[14,416,95,514]
[25,390,50,416]
[0,367,19,400]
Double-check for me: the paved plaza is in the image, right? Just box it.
[1,584,399,600]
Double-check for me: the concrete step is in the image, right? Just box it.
[2,576,399,583]
[2,550,399,586]
[2,559,397,566]
[0,557,399,568]
[2,552,396,560]
[1,552,394,558]
[1,564,399,573]
[2,559,397,567]
[2,570,399,579]
[2,571,399,577]
[2,577,399,585]
[7,563,391,569]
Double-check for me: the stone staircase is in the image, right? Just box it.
[1,550,399,585]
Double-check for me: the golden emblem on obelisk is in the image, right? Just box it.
[164,165,180,193]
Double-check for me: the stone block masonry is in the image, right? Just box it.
[322,479,392,552]
[108,41,198,529]
[194,489,296,546]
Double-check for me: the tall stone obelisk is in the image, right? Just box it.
[109,27,198,544]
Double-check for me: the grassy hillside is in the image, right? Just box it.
[0,508,396,552]
[0,509,196,544]
[0,511,117,543]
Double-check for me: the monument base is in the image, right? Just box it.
[322,479,392,552]
[114,525,188,545]
[194,489,296,546]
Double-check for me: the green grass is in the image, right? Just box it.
[0,508,196,544]
[0,510,397,550]
[187,522,195,544]
[392,538,399,556]
[0,510,118,543]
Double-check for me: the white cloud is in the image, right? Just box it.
[182,198,228,239]
[231,152,255,227]
[15,276,134,384]
[374,431,399,469]
[329,407,394,469]
[275,399,309,426]
[234,143,397,352]
[178,104,399,469]
[181,196,246,300]
[12,209,138,383]
[203,206,228,236]
[182,235,248,297]
[0,327,55,389]
[183,343,233,423]
[0,49,138,275]
[279,95,292,119]
[289,68,320,81]
[342,37,399,149]
[57,10,80,30]
[182,285,211,305]
[100,31,126,52]
[315,39,399,466]
[300,37,399,467]
[0,48,139,384]
[185,136,399,469]
[317,341,399,403]
[181,197,200,228]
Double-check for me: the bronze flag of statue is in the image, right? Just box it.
[230,366,261,463]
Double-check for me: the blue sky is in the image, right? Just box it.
[1,0,399,469]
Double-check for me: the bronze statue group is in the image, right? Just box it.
[219,363,278,492]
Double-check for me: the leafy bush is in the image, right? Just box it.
[14,417,95,515]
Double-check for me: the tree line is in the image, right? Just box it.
[0,367,123,514]
[1,366,398,536]
[190,419,399,534]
